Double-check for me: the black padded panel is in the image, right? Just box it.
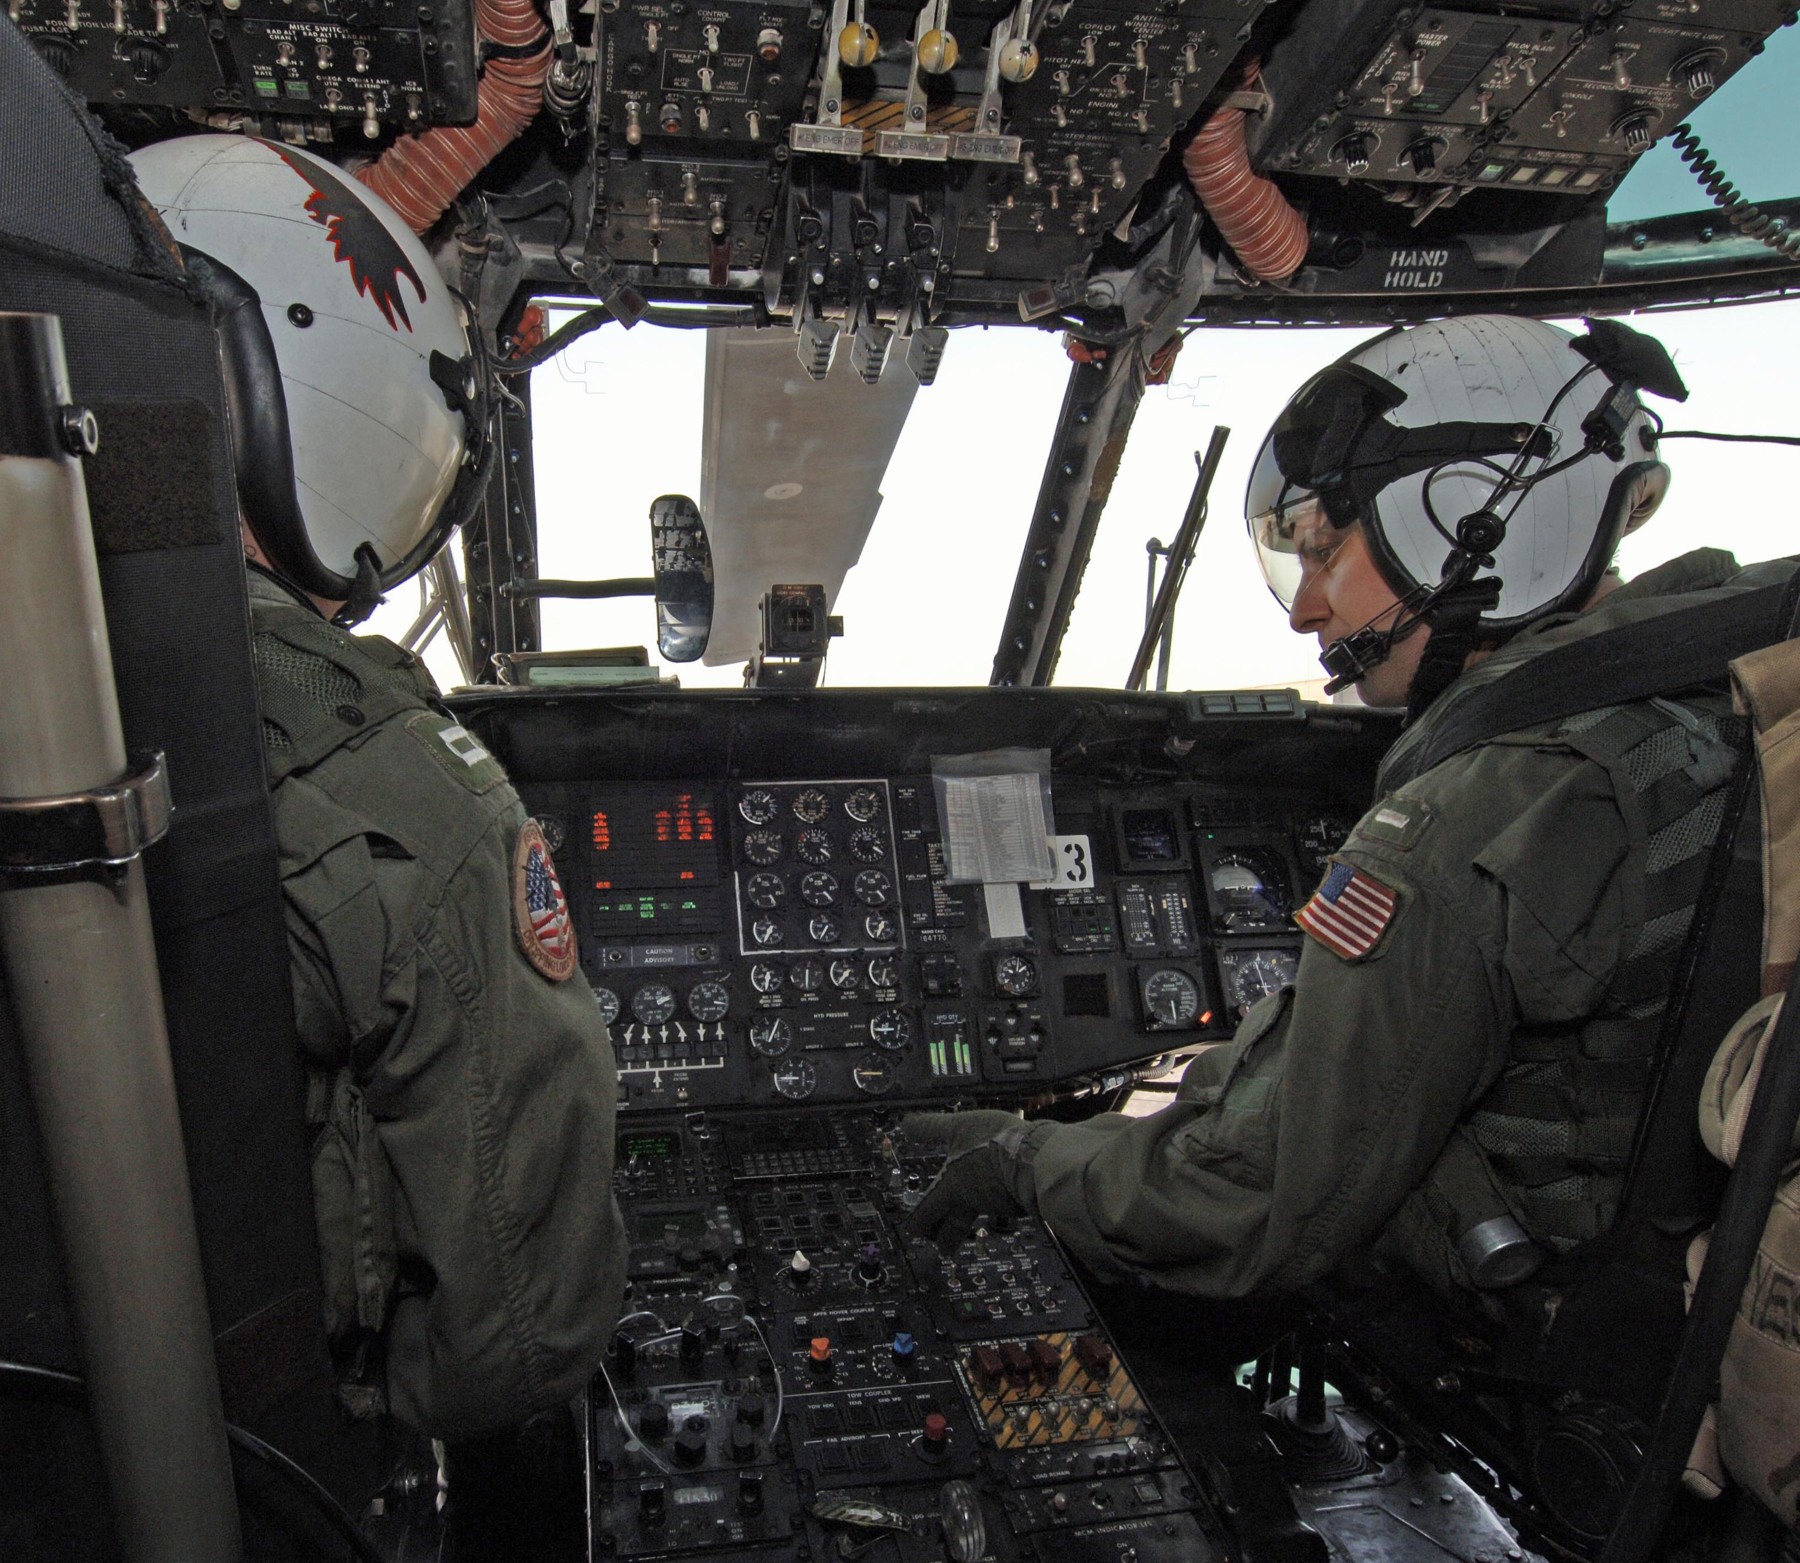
[0,11,331,1441]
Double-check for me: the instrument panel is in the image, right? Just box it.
[518,765,1354,1114]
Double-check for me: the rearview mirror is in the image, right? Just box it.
[650,494,714,663]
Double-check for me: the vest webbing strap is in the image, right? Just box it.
[1381,580,1796,795]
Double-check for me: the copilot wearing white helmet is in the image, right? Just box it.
[897,312,1796,1379]
[130,133,483,624]
[1246,313,1687,713]
[125,133,624,1443]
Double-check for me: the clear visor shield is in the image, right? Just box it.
[1246,433,1349,612]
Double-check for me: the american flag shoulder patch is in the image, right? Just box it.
[1296,860,1399,962]
[513,817,577,981]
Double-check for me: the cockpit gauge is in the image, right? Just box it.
[992,953,1040,999]
[749,961,784,994]
[792,787,831,824]
[750,916,783,948]
[1139,968,1203,1030]
[795,829,832,865]
[848,827,887,863]
[591,986,622,1027]
[867,955,899,989]
[750,1016,794,1057]
[852,869,892,906]
[739,789,779,826]
[868,1009,912,1050]
[808,912,844,946]
[631,983,678,1025]
[789,956,825,993]
[1206,849,1293,934]
[687,981,730,1022]
[535,814,566,854]
[799,871,839,907]
[851,1060,897,1095]
[1295,816,1353,886]
[745,872,785,910]
[772,1058,817,1100]
[829,958,861,991]
[1217,946,1300,1017]
[862,911,898,944]
[743,828,784,866]
[844,786,883,823]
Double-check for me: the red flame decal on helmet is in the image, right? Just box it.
[265,142,427,333]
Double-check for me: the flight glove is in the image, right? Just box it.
[899,1110,1041,1250]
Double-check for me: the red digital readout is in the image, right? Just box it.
[651,793,715,844]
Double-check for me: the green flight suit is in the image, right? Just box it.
[1015,550,1788,1300]
[246,568,625,1439]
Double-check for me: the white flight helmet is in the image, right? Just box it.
[1248,315,1679,695]
[129,133,481,618]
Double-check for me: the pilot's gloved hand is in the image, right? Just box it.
[899,1111,1043,1250]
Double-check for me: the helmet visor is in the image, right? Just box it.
[1248,480,1356,613]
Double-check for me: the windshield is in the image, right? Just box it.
[372,295,1800,695]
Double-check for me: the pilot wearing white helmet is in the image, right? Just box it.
[131,132,625,1443]
[903,316,1791,1351]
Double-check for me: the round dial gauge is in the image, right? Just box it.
[866,955,899,988]
[745,872,786,910]
[1142,969,1202,1029]
[687,981,730,1023]
[749,1016,793,1057]
[743,829,784,866]
[852,869,892,906]
[829,958,862,991]
[791,787,831,824]
[739,789,779,826]
[772,1058,817,1100]
[1295,816,1353,885]
[1219,948,1300,1015]
[808,912,844,946]
[868,1009,912,1050]
[632,983,677,1025]
[750,916,784,948]
[993,953,1039,999]
[788,956,825,993]
[862,911,898,944]
[591,986,621,1027]
[848,827,887,863]
[749,961,784,994]
[852,1060,897,1096]
[799,871,839,908]
[795,829,832,866]
[535,814,566,854]
[844,786,883,823]
[1208,849,1292,933]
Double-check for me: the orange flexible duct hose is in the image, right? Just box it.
[356,0,551,234]
[1182,79,1309,284]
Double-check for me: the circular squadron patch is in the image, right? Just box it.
[513,818,577,981]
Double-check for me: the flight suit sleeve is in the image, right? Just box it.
[1023,739,1635,1298]
[280,781,626,1439]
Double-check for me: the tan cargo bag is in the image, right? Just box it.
[1682,640,1800,1524]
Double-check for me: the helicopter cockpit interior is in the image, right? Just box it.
[2,0,1799,1558]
